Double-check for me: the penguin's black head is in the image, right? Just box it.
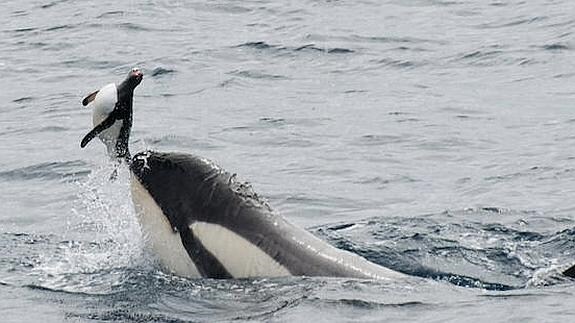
[127,67,144,89]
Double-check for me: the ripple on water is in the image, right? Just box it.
[0,160,90,182]
[150,66,176,77]
[228,69,288,80]
[312,209,575,290]
[541,43,570,51]
[95,10,125,19]
[12,96,35,103]
[371,57,424,69]
[355,134,412,146]
[235,41,356,56]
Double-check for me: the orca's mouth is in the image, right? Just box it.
[130,151,153,179]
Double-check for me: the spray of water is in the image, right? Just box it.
[34,161,146,294]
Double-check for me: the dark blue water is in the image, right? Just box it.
[1,0,575,321]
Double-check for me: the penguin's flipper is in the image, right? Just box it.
[82,90,99,106]
[80,111,118,148]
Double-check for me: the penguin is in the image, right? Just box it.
[80,67,143,162]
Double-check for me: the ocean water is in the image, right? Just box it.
[1,0,575,321]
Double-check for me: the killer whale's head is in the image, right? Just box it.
[129,149,271,230]
[129,151,232,230]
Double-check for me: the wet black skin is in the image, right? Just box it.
[130,151,396,279]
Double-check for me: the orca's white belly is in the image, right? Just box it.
[130,174,201,278]
[189,222,291,278]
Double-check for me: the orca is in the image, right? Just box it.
[79,69,407,280]
[129,151,407,279]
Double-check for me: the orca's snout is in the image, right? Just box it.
[131,151,153,178]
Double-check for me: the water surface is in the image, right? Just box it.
[1,0,575,321]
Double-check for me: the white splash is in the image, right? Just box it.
[34,161,145,294]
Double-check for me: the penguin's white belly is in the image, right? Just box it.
[96,120,122,157]
[90,83,123,156]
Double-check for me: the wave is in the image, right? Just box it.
[313,209,575,290]
[235,41,355,56]
[452,48,538,67]
[305,33,446,45]
[477,16,548,29]
[541,43,570,51]
[228,69,288,80]
[150,66,176,77]
[0,160,90,182]
[310,298,429,309]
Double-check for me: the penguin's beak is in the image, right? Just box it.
[132,69,143,86]
[131,68,143,80]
